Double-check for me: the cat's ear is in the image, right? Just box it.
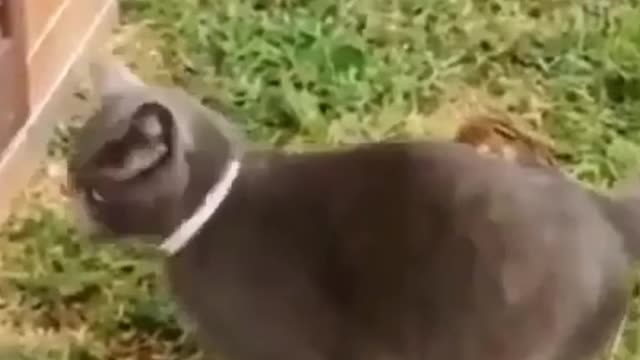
[90,57,145,96]
[98,101,175,181]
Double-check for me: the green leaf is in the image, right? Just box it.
[330,44,366,75]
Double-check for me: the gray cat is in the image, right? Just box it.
[67,59,640,360]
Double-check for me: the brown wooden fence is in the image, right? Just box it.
[0,0,28,151]
[0,0,118,223]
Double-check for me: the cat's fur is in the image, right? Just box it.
[67,60,640,360]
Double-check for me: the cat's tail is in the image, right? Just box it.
[596,181,640,261]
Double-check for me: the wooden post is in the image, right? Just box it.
[0,0,29,150]
[0,0,119,224]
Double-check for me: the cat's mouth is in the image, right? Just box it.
[65,175,115,239]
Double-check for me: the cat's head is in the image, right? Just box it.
[67,58,239,243]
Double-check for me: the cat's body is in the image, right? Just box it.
[67,60,640,360]
[167,142,629,360]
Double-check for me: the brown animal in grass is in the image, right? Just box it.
[454,116,557,168]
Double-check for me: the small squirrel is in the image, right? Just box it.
[454,116,557,168]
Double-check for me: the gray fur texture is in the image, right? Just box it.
[67,60,640,360]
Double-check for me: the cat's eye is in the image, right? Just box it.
[88,188,106,203]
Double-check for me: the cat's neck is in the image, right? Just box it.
[160,158,242,254]
[154,116,243,253]
[179,118,241,210]
[165,128,277,254]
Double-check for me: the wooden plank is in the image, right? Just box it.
[0,0,29,151]
[27,0,112,110]
[0,0,4,37]
[24,0,68,56]
[0,0,119,224]
[0,39,21,149]
[0,0,6,38]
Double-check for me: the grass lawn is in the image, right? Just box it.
[3,0,640,358]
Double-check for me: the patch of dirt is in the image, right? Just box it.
[109,22,178,85]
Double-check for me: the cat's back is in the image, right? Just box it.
[290,140,629,360]
[173,140,629,360]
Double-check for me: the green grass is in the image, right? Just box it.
[3,0,640,358]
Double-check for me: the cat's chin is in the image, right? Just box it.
[69,199,164,248]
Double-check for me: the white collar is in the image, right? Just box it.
[159,159,242,255]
